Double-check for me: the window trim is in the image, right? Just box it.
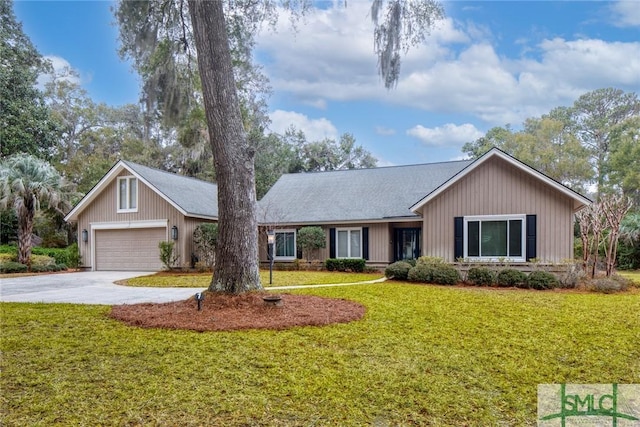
[117,176,138,213]
[335,227,363,259]
[274,229,297,261]
[463,214,526,262]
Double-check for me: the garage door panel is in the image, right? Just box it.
[95,228,166,271]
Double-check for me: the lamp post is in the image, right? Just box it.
[267,230,275,285]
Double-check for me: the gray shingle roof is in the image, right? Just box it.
[122,161,219,219]
[258,159,472,224]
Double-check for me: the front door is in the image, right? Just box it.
[394,228,421,261]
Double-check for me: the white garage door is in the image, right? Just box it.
[95,228,166,271]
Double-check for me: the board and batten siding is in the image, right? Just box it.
[418,156,576,262]
[76,170,186,269]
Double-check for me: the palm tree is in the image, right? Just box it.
[0,154,73,266]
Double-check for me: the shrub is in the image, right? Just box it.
[158,241,180,270]
[56,264,68,271]
[407,264,434,282]
[385,261,412,280]
[467,267,495,286]
[325,258,365,272]
[416,256,444,266]
[430,264,461,285]
[496,269,527,288]
[32,247,69,265]
[66,243,81,269]
[588,274,631,294]
[31,255,56,267]
[556,261,584,289]
[526,271,559,290]
[0,253,16,263]
[0,261,28,274]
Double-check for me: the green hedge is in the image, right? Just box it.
[0,245,70,265]
[325,258,366,272]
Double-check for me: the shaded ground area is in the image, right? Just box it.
[109,292,366,332]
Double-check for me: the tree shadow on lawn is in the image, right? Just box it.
[109,292,366,332]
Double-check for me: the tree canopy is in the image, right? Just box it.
[0,0,59,157]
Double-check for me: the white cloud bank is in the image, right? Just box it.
[610,1,640,27]
[407,123,484,147]
[268,110,338,141]
[256,2,640,126]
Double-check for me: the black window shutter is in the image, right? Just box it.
[329,228,336,258]
[526,215,537,261]
[454,217,464,260]
[362,227,369,260]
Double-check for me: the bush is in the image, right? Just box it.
[467,267,495,286]
[408,263,461,285]
[0,261,28,274]
[431,264,461,285]
[588,275,631,293]
[526,271,559,290]
[416,256,444,266]
[496,269,527,288]
[325,258,365,272]
[158,241,180,270]
[0,253,16,263]
[407,264,435,282]
[385,261,412,280]
[66,243,81,269]
[31,255,56,267]
[32,247,69,265]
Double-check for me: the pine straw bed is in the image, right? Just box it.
[109,292,366,332]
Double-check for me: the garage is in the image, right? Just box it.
[95,228,166,271]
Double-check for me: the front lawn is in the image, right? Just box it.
[123,270,383,288]
[2,283,638,426]
[619,270,640,286]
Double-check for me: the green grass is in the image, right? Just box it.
[618,270,640,286]
[2,284,639,426]
[124,270,383,288]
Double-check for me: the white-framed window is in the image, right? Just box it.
[275,229,296,260]
[464,215,525,261]
[117,176,138,212]
[336,228,362,258]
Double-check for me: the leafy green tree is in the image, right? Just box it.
[0,154,74,265]
[608,116,640,204]
[296,226,326,261]
[564,88,640,194]
[0,0,59,157]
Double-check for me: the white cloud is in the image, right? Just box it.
[256,2,640,127]
[610,1,640,27]
[406,123,484,147]
[375,126,396,136]
[268,110,338,141]
[37,55,82,88]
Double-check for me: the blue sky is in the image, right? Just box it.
[14,1,640,165]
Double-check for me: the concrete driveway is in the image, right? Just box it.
[0,271,204,305]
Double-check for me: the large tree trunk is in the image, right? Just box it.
[188,0,261,294]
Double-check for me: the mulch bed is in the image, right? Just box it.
[109,292,366,332]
